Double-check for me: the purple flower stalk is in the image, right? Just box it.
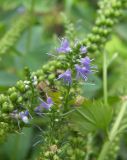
[57,38,72,53]
[57,69,72,85]
[35,97,53,112]
[19,110,29,124]
[80,46,87,54]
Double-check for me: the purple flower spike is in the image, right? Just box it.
[57,69,72,85]
[57,38,72,53]
[80,56,91,67]
[19,110,29,124]
[80,46,87,54]
[35,97,53,111]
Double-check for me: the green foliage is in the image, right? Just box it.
[0,0,58,11]
[98,101,127,160]
[69,101,112,133]
[0,0,127,160]
[0,14,30,56]
[0,128,33,160]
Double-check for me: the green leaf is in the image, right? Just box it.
[0,128,33,160]
[69,101,113,133]
[81,74,102,98]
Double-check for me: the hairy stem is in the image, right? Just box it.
[97,101,127,160]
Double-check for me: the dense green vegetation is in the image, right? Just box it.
[0,0,127,160]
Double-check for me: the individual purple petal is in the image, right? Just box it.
[47,97,53,104]
[57,69,72,85]
[80,46,87,54]
[40,101,51,110]
[75,64,87,80]
[57,38,72,53]
[82,66,91,74]
[75,64,92,81]
[35,97,53,111]
[80,56,91,66]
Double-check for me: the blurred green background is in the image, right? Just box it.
[0,0,127,159]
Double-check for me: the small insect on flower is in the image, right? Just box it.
[57,38,72,53]
[35,97,53,112]
[57,69,72,85]
[80,46,87,54]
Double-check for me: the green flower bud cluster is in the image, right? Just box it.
[65,136,86,160]
[80,0,127,53]
[98,101,127,160]
[0,14,30,56]
[35,59,64,83]
[104,104,127,160]
[105,136,121,160]
[0,78,36,121]
[0,75,39,140]
[37,134,87,160]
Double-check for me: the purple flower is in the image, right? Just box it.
[57,38,72,53]
[80,46,87,54]
[75,64,89,80]
[35,97,53,111]
[57,69,72,85]
[80,56,91,67]
[19,110,29,124]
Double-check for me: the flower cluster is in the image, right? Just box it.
[10,38,94,124]
[57,38,72,53]
[56,38,94,84]
[10,110,29,124]
[75,56,93,81]
[57,69,72,85]
[10,96,53,124]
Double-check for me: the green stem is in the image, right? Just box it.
[103,51,108,105]
[97,101,127,160]
[64,85,71,112]
[85,134,93,160]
